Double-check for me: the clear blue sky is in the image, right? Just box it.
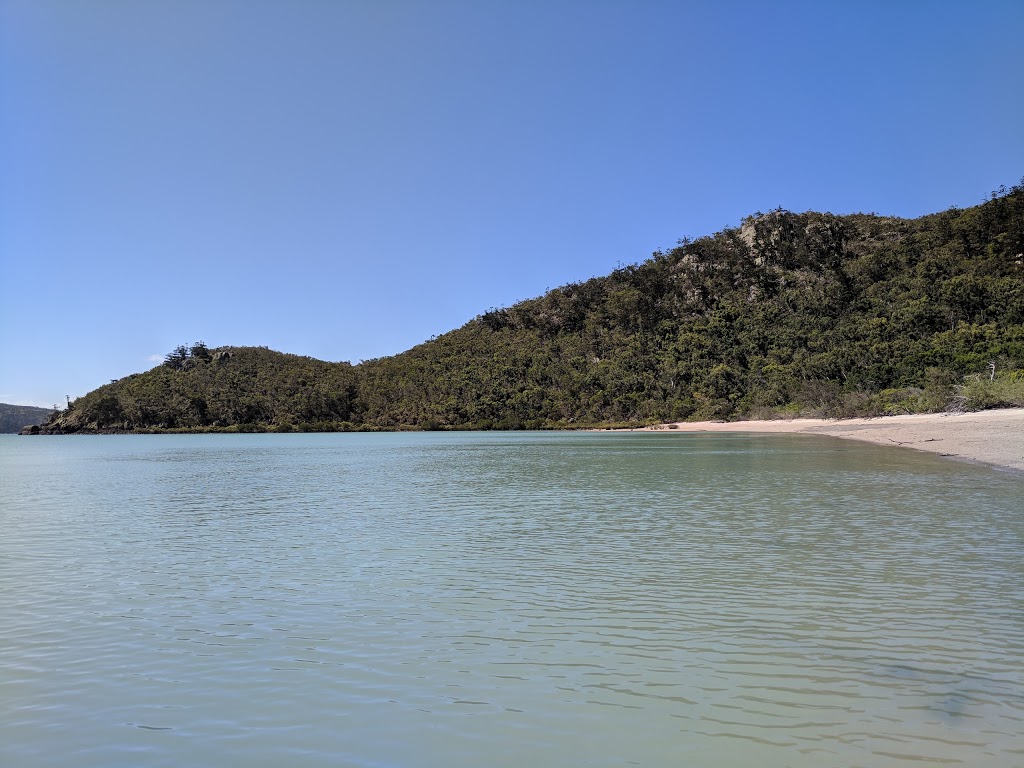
[2,1,1022,408]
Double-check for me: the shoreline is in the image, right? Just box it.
[625,408,1024,472]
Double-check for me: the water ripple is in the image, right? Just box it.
[1,432,1022,767]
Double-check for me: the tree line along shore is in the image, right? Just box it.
[29,182,1024,436]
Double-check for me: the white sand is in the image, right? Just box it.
[633,409,1024,472]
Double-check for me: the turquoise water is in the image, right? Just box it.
[1,432,1022,767]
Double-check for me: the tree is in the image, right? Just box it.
[190,341,211,361]
[163,345,189,370]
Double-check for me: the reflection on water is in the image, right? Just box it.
[1,432,1022,767]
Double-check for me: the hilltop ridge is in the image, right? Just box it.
[39,183,1024,433]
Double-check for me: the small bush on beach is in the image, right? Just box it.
[874,387,931,416]
[956,370,1024,410]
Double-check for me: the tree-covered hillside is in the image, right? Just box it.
[40,183,1024,433]
[0,403,54,433]
[46,345,359,433]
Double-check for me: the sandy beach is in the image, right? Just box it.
[634,408,1024,472]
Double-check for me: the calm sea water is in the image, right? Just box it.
[1,432,1022,767]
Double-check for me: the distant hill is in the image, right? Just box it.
[1,403,55,433]
[37,182,1024,433]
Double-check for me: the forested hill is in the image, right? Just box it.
[40,183,1024,433]
[0,403,54,433]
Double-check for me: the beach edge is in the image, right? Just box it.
[609,408,1024,472]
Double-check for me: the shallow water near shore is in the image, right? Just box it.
[2,431,1022,767]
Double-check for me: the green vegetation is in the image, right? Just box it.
[47,346,359,432]
[39,183,1024,433]
[0,403,55,433]
[955,368,1024,412]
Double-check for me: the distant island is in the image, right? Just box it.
[34,182,1024,434]
[1,403,54,434]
